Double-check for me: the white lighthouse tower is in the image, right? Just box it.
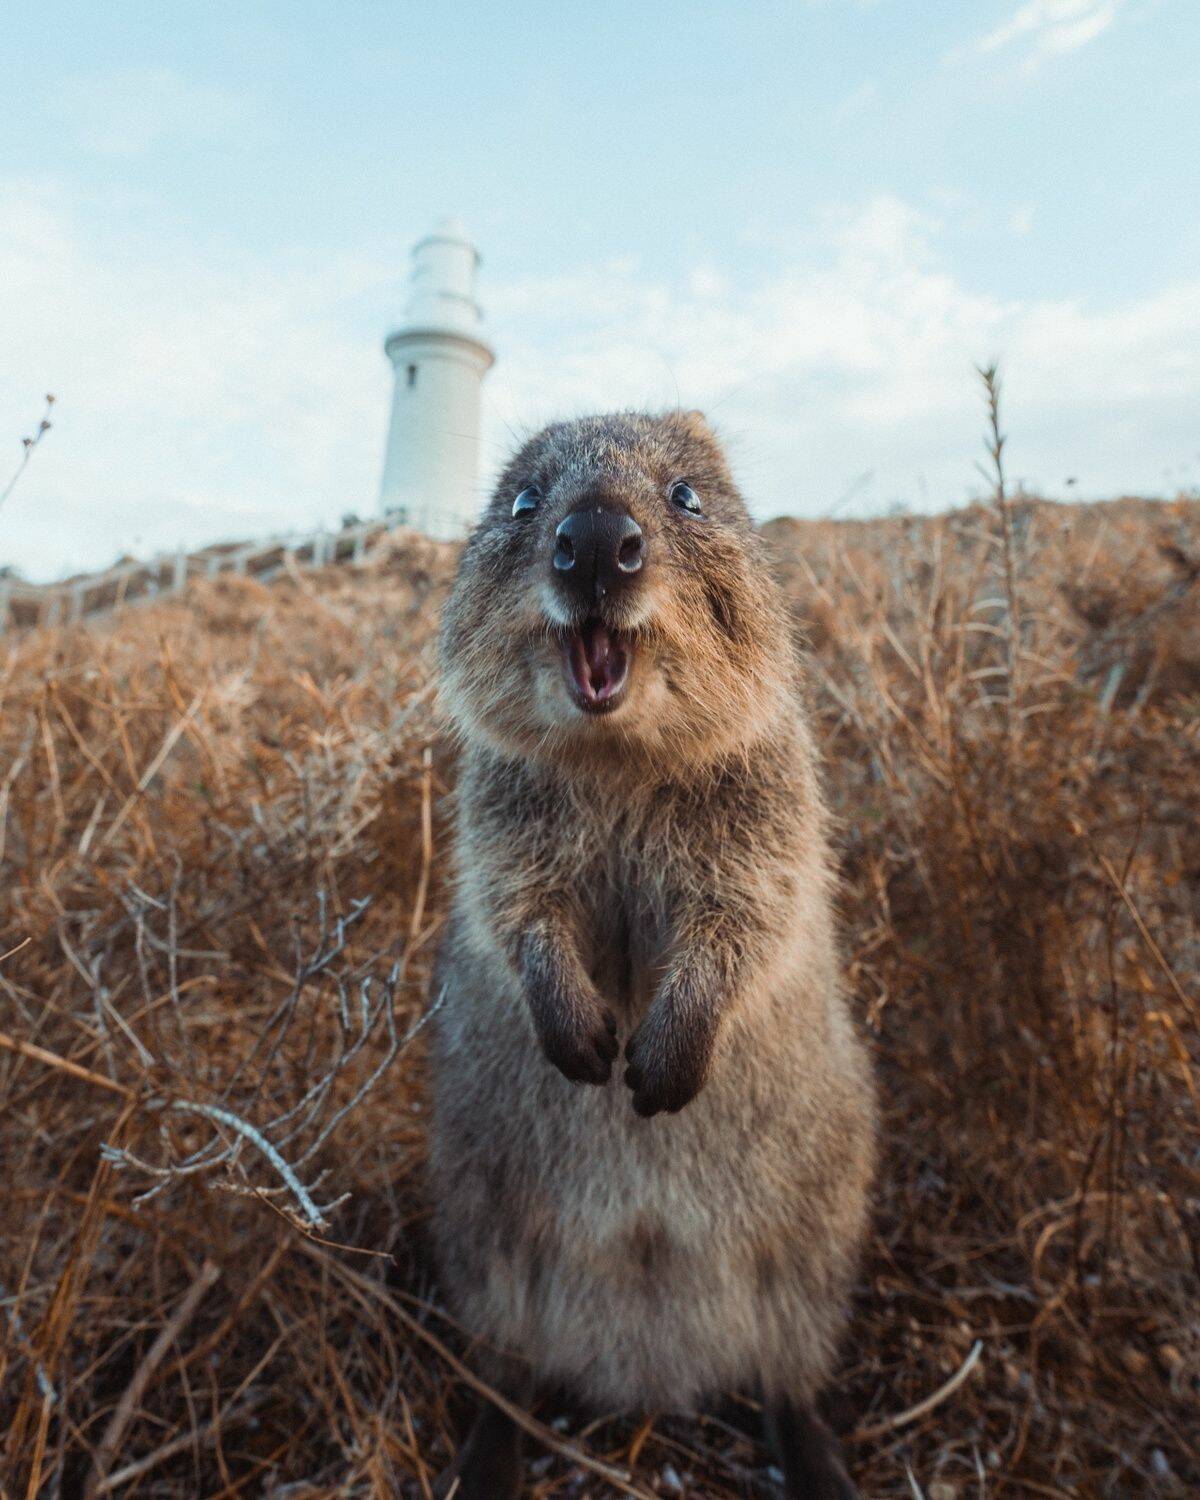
[379,217,495,538]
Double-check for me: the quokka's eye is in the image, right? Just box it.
[512,485,541,518]
[669,480,702,515]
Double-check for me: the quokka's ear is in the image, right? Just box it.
[669,408,715,442]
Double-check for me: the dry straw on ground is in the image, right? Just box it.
[1,471,1198,1496]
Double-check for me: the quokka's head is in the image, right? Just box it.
[439,411,796,772]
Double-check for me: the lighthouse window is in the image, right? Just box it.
[407,363,418,388]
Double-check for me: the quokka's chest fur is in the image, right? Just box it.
[560,838,672,1020]
[430,893,874,1413]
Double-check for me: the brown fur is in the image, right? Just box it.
[430,411,876,1432]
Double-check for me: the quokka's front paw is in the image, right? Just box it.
[532,992,619,1085]
[623,1002,716,1117]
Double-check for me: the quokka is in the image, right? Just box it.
[429,410,877,1497]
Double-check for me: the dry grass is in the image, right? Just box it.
[1,491,1197,1498]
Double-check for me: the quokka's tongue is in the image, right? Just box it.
[584,620,614,683]
[563,620,631,707]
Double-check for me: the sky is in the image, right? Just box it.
[1,0,1198,581]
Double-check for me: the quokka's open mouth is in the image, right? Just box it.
[561,619,632,714]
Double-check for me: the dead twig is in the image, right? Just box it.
[851,1340,984,1441]
[84,1259,222,1499]
[99,891,444,1228]
[0,394,54,512]
[90,1392,263,1496]
[0,1029,137,1099]
[975,362,1023,747]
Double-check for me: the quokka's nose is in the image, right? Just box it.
[553,509,644,604]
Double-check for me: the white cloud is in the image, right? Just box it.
[833,80,879,119]
[0,179,392,579]
[49,68,250,157]
[951,0,1123,72]
[484,193,1200,516]
[1009,204,1036,235]
[2,181,1198,581]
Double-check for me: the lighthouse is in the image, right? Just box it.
[379,217,495,538]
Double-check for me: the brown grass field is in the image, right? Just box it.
[1,489,1198,1498]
